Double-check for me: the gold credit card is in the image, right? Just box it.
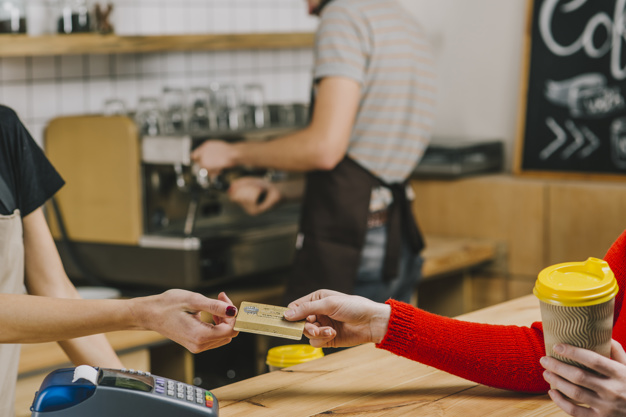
[234,301,305,340]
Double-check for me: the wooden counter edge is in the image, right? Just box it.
[19,330,168,377]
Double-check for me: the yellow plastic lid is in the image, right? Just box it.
[266,344,324,368]
[533,257,618,307]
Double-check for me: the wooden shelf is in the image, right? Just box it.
[0,32,315,57]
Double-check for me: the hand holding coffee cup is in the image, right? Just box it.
[534,257,619,370]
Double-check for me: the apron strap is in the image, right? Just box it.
[0,174,15,214]
[382,182,424,281]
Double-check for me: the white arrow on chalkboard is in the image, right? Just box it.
[541,118,600,160]
[540,117,567,160]
[579,126,600,158]
[562,120,585,159]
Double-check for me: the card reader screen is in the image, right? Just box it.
[98,369,154,393]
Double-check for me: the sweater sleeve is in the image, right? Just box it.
[376,300,548,393]
[376,229,626,394]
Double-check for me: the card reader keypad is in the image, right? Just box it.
[155,376,214,408]
[118,368,214,410]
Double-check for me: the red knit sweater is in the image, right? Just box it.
[376,230,626,393]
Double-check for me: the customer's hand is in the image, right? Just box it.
[130,290,239,353]
[191,140,238,176]
[284,289,391,348]
[541,340,626,417]
[229,177,281,216]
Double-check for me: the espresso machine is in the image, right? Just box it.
[45,115,303,290]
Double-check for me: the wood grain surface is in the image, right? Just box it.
[0,33,315,57]
[213,295,566,416]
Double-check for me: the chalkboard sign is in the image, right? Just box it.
[515,0,626,179]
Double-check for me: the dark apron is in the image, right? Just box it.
[284,156,424,303]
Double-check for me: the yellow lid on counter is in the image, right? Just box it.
[533,257,618,307]
[266,344,324,369]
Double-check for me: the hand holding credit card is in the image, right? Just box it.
[233,301,305,340]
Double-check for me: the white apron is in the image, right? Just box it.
[0,210,25,417]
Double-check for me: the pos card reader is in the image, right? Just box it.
[30,366,218,416]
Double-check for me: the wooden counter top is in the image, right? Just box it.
[421,235,496,279]
[212,295,564,416]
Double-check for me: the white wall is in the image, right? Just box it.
[4,0,530,170]
[398,0,528,170]
[0,0,318,146]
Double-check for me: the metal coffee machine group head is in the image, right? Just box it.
[45,115,301,290]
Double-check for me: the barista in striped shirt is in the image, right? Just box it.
[192,0,437,305]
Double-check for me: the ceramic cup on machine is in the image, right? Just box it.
[534,257,618,370]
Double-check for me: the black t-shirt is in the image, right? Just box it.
[0,105,64,217]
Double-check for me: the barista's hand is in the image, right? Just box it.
[130,290,239,353]
[541,340,626,417]
[284,289,391,348]
[229,177,281,216]
[191,140,238,176]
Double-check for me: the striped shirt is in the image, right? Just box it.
[314,0,437,184]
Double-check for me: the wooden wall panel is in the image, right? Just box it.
[412,174,626,279]
[45,115,143,245]
[411,175,547,276]
[547,181,626,265]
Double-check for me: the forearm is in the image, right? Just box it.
[21,208,126,362]
[233,127,341,172]
[377,300,549,393]
[0,294,138,344]
[59,335,124,368]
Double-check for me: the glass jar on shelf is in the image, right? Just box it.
[103,98,128,116]
[0,0,26,34]
[214,83,243,131]
[135,97,163,137]
[57,0,91,34]
[162,87,187,135]
[187,87,215,134]
[242,83,269,129]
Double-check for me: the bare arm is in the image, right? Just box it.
[14,208,238,354]
[22,208,123,367]
[191,76,361,174]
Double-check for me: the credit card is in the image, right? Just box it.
[233,301,305,340]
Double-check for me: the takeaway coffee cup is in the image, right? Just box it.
[534,257,618,369]
[266,345,324,372]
